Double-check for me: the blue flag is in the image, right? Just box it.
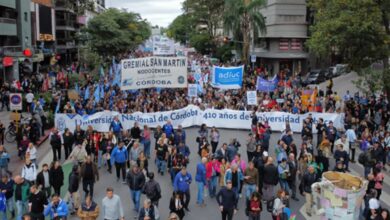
[75,83,80,94]
[55,96,61,113]
[99,65,104,77]
[100,84,105,99]
[109,66,113,77]
[84,86,90,100]
[94,84,100,101]
[112,64,121,86]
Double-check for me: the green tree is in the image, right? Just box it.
[223,0,266,64]
[308,0,390,100]
[189,33,215,55]
[167,15,194,44]
[183,0,225,38]
[86,8,151,57]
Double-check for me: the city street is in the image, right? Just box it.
[1,72,387,220]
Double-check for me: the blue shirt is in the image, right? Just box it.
[110,146,128,164]
[163,124,174,138]
[195,163,206,184]
[174,172,192,192]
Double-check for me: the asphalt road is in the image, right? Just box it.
[2,72,389,220]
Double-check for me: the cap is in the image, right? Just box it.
[263,151,269,157]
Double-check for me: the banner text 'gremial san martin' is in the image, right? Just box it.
[55,105,343,134]
[121,56,188,90]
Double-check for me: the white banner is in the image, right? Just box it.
[121,56,188,90]
[55,105,343,133]
[247,91,257,105]
[153,35,175,55]
[188,84,198,97]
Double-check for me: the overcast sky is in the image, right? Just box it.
[106,0,184,27]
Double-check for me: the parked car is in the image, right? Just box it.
[326,67,335,79]
[302,69,327,86]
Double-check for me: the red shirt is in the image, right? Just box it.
[249,199,261,213]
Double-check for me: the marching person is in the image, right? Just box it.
[44,194,68,220]
[80,156,99,198]
[216,180,238,220]
[173,167,192,212]
[142,172,162,207]
[49,128,63,161]
[110,142,128,183]
[28,184,48,220]
[195,157,207,207]
[169,192,185,220]
[0,175,15,218]
[14,175,30,220]
[66,165,81,214]
[302,166,318,217]
[36,163,51,199]
[102,187,124,220]
[49,161,64,195]
[262,157,279,201]
[69,144,88,166]
[126,165,146,216]
[138,198,156,220]
[77,195,100,220]
[287,153,299,201]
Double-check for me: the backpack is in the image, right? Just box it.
[266,197,276,213]
[358,152,366,165]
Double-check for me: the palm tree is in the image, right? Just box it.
[223,0,266,64]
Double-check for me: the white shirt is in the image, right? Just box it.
[369,198,380,209]
[26,146,37,160]
[26,93,34,103]
[21,163,37,182]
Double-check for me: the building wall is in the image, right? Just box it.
[0,0,15,9]
[16,0,32,49]
[0,22,17,35]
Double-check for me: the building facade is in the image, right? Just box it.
[0,0,32,82]
[253,0,309,75]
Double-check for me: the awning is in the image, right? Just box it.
[254,51,309,59]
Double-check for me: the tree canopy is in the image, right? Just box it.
[223,0,266,63]
[87,8,151,57]
[307,0,390,97]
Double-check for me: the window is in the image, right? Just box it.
[291,39,302,50]
[279,39,289,50]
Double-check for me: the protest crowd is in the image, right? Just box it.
[0,50,388,220]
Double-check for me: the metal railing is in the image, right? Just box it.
[0,17,16,24]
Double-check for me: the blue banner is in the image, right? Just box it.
[212,65,244,89]
[256,75,278,92]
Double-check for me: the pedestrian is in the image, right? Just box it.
[21,159,37,185]
[216,180,238,220]
[247,192,262,220]
[246,133,257,162]
[102,187,124,220]
[277,158,290,193]
[302,166,318,216]
[174,125,186,146]
[126,165,146,216]
[63,128,75,160]
[14,175,30,220]
[0,191,6,220]
[110,142,128,183]
[142,172,161,207]
[142,125,152,158]
[173,167,192,211]
[49,161,64,195]
[163,120,174,141]
[244,161,258,201]
[232,154,247,197]
[210,127,220,154]
[286,153,299,201]
[206,155,220,198]
[130,141,143,167]
[26,143,37,165]
[43,194,68,220]
[224,163,244,197]
[215,143,228,162]
[49,128,63,161]
[272,189,286,220]
[195,157,207,207]
[262,157,278,201]
[138,198,156,220]
[137,152,149,174]
[36,163,51,199]
[80,156,99,198]
[0,175,15,218]
[373,166,384,200]
[77,195,100,220]
[0,146,10,178]
[169,192,185,220]
[155,138,169,176]
[69,143,88,166]
[65,165,80,214]
[109,116,123,141]
[28,184,48,220]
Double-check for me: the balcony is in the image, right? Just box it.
[0,17,16,24]
[55,1,75,13]
[56,19,76,31]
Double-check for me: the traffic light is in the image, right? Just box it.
[23,48,33,57]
